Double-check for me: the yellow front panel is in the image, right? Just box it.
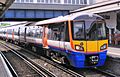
[86,41,98,53]
[98,40,108,51]
[72,40,108,53]
[73,41,87,52]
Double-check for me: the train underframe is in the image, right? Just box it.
[22,42,107,68]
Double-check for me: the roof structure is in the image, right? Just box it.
[10,3,86,11]
[35,12,101,26]
[71,0,120,14]
[0,0,15,17]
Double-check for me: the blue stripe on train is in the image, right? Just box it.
[68,50,107,68]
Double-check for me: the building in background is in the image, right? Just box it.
[0,0,15,17]
[14,0,89,5]
[90,0,120,45]
[1,0,92,21]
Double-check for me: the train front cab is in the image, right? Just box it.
[67,14,108,68]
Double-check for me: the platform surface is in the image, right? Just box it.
[0,54,13,77]
[108,47,120,58]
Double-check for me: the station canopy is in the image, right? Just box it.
[71,0,120,14]
[0,0,14,17]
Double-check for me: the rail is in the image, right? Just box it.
[0,42,57,77]
[0,51,18,77]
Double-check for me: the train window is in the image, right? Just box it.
[14,27,19,35]
[59,25,65,41]
[26,27,30,37]
[29,29,34,37]
[72,21,85,40]
[86,21,106,40]
[47,27,52,39]
[86,22,97,40]
[35,29,40,38]
[48,22,65,41]
[34,27,43,38]
[20,27,25,36]
[35,29,39,38]
[26,27,35,37]
[97,22,107,40]
[47,24,60,40]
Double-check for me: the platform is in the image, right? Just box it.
[108,47,120,58]
[0,54,13,77]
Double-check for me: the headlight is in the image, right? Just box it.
[75,45,84,51]
[100,44,107,50]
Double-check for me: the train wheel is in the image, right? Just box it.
[59,56,65,64]
[50,52,65,64]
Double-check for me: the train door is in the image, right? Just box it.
[19,26,26,43]
[47,22,65,50]
[18,27,20,43]
[24,27,27,42]
[59,23,66,50]
[12,29,14,41]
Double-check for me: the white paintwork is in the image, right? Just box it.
[14,35,19,40]
[47,40,60,48]
[26,36,36,43]
[59,41,65,49]
[35,12,99,26]
[35,38,42,44]
[7,34,12,39]
[64,42,73,51]
[47,40,77,51]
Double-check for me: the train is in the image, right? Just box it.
[0,12,108,68]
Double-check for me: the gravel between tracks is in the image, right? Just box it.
[3,51,40,77]
[19,49,72,77]
[0,45,40,77]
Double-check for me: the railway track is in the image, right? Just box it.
[98,55,120,76]
[0,40,118,77]
[0,41,84,77]
[1,42,85,77]
[93,67,117,77]
[20,46,117,77]
[20,49,84,77]
[0,51,18,77]
[0,42,57,77]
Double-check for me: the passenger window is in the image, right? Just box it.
[73,21,85,40]
[48,22,65,41]
[26,27,33,37]
[32,26,43,38]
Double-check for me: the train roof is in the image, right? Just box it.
[35,12,102,26]
[0,22,31,29]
